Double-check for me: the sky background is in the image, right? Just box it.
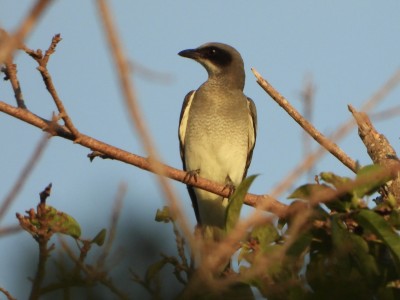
[1,1,400,298]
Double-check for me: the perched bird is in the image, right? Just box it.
[178,42,257,229]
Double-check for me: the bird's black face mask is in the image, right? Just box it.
[179,46,233,67]
[198,46,233,67]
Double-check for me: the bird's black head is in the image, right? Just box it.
[178,43,245,83]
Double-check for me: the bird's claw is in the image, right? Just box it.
[222,175,235,197]
[184,169,200,183]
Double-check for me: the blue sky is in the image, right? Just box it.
[1,1,400,298]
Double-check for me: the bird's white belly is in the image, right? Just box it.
[185,134,248,227]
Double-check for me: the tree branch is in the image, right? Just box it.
[349,105,400,202]
[252,68,358,173]
[0,100,287,217]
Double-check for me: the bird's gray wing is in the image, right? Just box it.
[243,97,257,179]
[178,90,195,161]
[178,90,201,223]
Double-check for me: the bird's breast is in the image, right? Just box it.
[184,88,250,185]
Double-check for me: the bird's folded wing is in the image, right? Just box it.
[244,97,257,179]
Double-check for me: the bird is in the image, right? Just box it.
[178,42,257,230]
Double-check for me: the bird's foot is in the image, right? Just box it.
[222,175,235,197]
[184,169,200,183]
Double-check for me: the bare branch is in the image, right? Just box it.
[0,287,16,300]
[300,75,315,180]
[0,225,21,237]
[252,68,358,173]
[370,104,400,122]
[97,183,127,269]
[0,101,288,217]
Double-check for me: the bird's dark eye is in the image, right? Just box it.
[209,48,217,55]
[202,46,232,67]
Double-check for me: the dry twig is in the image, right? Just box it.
[252,68,358,173]
[0,287,16,300]
[97,182,127,269]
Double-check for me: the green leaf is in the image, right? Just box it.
[91,228,107,246]
[45,206,81,238]
[355,209,400,272]
[323,196,351,213]
[288,184,334,201]
[251,222,280,252]
[155,206,172,223]
[286,232,312,257]
[225,175,257,233]
[320,172,351,188]
[354,164,390,198]
[389,210,400,230]
[331,214,379,282]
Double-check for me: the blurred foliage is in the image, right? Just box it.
[145,165,400,299]
[6,165,400,299]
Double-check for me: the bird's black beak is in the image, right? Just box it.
[178,49,202,60]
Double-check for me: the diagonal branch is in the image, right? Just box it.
[0,101,288,217]
[252,68,358,173]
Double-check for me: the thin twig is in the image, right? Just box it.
[0,224,21,236]
[57,237,130,300]
[2,54,27,108]
[370,104,400,121]
[0,0,53,64]
[21,34,81,139]
[0,134,49,221]
[300,75,315,180]
[28,184,54,300]
[97,183,126,269]
[0,287,16,300]
[252,68,358,173]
